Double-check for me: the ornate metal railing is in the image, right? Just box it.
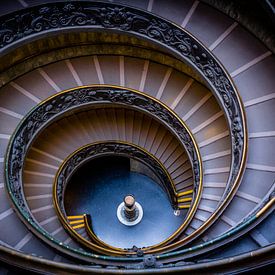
[0,1,258,271]
[5,85,202,260]
[55,141,178,213]
[54,141,190,255]
[0,1,247,247]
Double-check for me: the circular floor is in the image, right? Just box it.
[65,156,187,248]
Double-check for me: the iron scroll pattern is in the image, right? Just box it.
[0,1,245,196]
[56,142,178,215]
[5,86,201,261]
[7,87,200,215]
[1,0,247,265]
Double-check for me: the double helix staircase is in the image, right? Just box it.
[0,0,274,273]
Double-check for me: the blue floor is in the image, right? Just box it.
[65,156,187,249]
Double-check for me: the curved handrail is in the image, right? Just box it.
[54,141,190,254]
[1,0,249,266]
[1,1,247,249]
[5,85,202,259]
[55,141,178,212]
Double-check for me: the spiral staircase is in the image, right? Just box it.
[0,0,274,274]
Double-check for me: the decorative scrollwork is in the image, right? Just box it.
[55,142,178,215]
[5,85,202,262]
[7,87,200,217]
[2,0,248,266]
[0,1,245,201]
[54,142,186,254]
